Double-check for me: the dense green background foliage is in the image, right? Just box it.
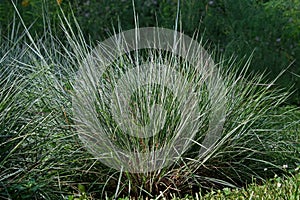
[1,0,299,103]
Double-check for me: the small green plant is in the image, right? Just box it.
[199,169,300,200]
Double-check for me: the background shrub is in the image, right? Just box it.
[0,0,299,104]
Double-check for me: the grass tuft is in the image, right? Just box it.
[0,6,299,199]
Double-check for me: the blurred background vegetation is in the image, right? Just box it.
[0,0,299,104]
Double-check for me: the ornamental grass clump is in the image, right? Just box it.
[0,8,299,199]
[61,14,299,197]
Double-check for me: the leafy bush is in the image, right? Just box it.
[0,1,299,103]
[202,0,300,104]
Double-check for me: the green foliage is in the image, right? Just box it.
[119,170,300,199]
[199,0,300,104]
[0,1,299,103]
[198,171,300,200]
[0,1,299,199]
